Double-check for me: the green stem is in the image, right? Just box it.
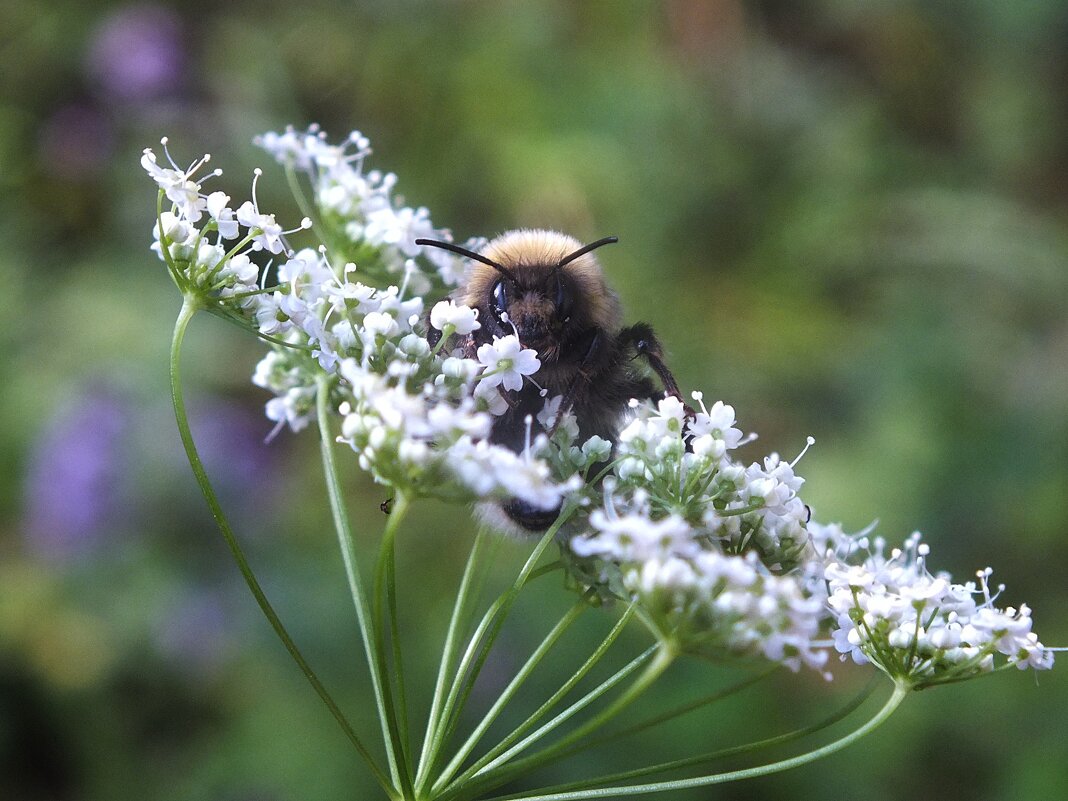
[431,323,455,355]
[156,192,184,288]
[201,227,243,285]
[315,376,405,792]
[284,163,334,253]
[469,644,674,793]
[373,492,415,795]
[202,306,315,352]
[223,284,286,300]
[216,233,257,275]
[388,532,411,770]
[497,677,879,799]
[432,599,589,793]
[565,666,780,759]
[491,682,910,801]
[444,605,637,798]
[420,517,567,793]
[416,530,489,789]
[170,300,391,794]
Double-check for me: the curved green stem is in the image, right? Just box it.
[416,530,489,788]
[170,300,391,794]
[315,376,405,791]
[203,306,314,352]
[374,491,415,795]
[465,644,674,796]
[284,163,335,254]
[563,666,780,759]
[432,598,590,793]
[419,516,568,793]
[496,677,879,799]
[443,605,637,799]
[490,682,910,801]
[156,192,184,288]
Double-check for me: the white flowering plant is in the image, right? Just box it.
[148,126,1056,801]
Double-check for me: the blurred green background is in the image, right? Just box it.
[2,1,1066,799]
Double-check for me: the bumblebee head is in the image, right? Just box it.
[417,230,622,359]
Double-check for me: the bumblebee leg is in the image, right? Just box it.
[548,328,604,436]
[618,323,689,408]
[499,386,521,409]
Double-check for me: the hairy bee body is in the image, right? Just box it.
[419,230,683,534]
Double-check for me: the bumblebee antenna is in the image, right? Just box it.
[554,236,618,272]
[415,238,518,282]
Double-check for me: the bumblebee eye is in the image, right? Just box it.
[492,280,508,317]
[554,274,572,323]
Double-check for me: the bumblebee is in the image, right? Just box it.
[417,230,685,533]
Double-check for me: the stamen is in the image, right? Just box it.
[500,311,520,340]
[251,168,263,211]
[275,218,313,259]
[280,217,313,237]
[399,259,414,298]
[161,136,177,169]
[160,137,215,183]
[322,297,337,329]
[259,258,273,290]
[524,372,548,395]
[523,414,534,457]
[264,418,286,444]
[790,436,816,468]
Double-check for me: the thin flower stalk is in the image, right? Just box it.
[488,678,879,801]
[172,301,391,792]
[318,377,408,791]
[487,683,909,801]
[439,606,639,798]
[434,598,591,791]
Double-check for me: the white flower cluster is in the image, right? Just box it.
[144,140,312,308]
[563,394,828,672]
[571,493,828,673]
[255,124,481,290]
[561,393,1055,681]
[333,324,575,511]
[815,525,1054,687]
[145,132,576,513]
[607,393,811,571]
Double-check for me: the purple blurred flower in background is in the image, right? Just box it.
[86,5,186,104]
[22,385,281,563]
[38,104,114,180]
[186,398,284,528]
[23,388,130,562]
[153,586,234,676]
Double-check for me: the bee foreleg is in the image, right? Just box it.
[499,386,521,409]
[547,328,605,437]
[618,323,689,409]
